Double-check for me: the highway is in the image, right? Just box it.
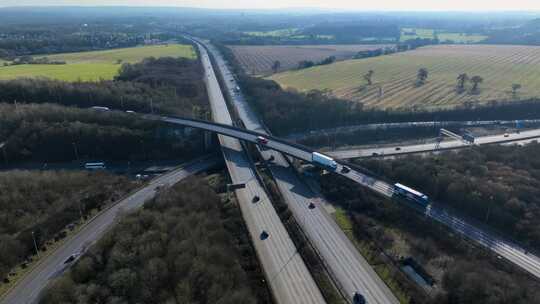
[202,40,399,304]
[341,167,540,280]
[0,156,220,304]
[194,39,326,304]
[327,128,540,159]
[285,119,540,141]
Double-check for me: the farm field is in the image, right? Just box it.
[271,45,540,110]
[229,44,391,75]
[0,44,196,81]
[400,28,487,43]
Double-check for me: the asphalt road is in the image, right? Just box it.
[0,156,220,304]
[327,128,540,159]
[203,40,399,304]
[342,168,540,280]
[194,39,326,304]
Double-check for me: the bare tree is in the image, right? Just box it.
[416,68,428,86]
[470,76,483,93]
[456,73,469,91]
[363,70,374,85]
[271,60,281,73]
[512,83,522,98]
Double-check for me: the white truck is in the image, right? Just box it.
[312,152,338,171]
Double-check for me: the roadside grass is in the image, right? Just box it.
[0,44,196,82]
[333,207,411,304]
[400,28,487,43]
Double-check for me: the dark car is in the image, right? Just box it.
[353,292,366,304]
[308,202,316,209]
[341,166,351,174]
[63,253,80,265]
[252,196,260,203]
[260,230,269,240]
[371,152,379,157]
[395,147,401,151]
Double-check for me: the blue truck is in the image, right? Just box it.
[393,183,429,206]
[312,152,338,171]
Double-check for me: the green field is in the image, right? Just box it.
[0,44,196,82]
[271,45,540,110]
[400,28,487,43]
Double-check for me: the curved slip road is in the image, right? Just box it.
[1,157,220,304]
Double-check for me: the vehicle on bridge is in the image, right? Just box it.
[84,162,106,170]
[256,136,269,145]
[393,183,429,206]
[312,152,338,171]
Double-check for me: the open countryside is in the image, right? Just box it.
[229,44,390,75]
[0,44,196,81]
[400,28,488,43]
[271,44,540,110]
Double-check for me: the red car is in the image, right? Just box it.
[257,136,269,145]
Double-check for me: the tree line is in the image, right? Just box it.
[0,57,207,116]
[320,165,540,304]
[359,143,540,251]
[0,103,206,163]
[0,170,136,283]
[40,177,260,304]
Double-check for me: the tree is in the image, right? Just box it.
[512,83,522,97]
[271,60,281,73]
[364,70,374,85]
[416,68,428,86]
[456,73,469,91]
[470,76,484,93]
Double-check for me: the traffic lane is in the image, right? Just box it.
[269,159,399,304]
[199,40,326,304]
[0,159,218,304]
[208,41,398,303]
[328,128,540,159]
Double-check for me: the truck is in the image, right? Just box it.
[393,183,429,206]
[312,152,338,171]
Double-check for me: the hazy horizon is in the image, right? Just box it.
[1,0,540,12]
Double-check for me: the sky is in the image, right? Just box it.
[1,0,540,11]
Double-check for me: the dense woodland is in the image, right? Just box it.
[0,170,136,282]
[359,143,540,250]
[0,56,210,163]
[321,167,540,304]
[40,177,259,304]
[0,103,206,162]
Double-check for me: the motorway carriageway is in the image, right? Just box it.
[343,168,540,279]
[201,40,399,304]
[195,39,326,304]
[0,156,220,304]
[327,128,540,159]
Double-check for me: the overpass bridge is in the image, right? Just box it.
[147,114,540,281]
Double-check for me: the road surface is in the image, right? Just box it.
[327,128,540,159]
[342,167,540,280]
[195,39,326,304]
[202,39,399,304]
[0,156,220,304]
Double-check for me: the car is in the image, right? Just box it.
[395,147,401,151]
[371,152,379,157]
[504,133,510,137]
[268,155,275,162]
[125,110,136,114]
[260,230,269,240]
[63,253,81,265]
[256,136,269,145]
[252,196,260,203]
[308,202,316,209]
[353,292,366,304]
[341,166,351,174]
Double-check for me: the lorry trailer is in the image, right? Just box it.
[312,152,338,171]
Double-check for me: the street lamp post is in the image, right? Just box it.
[72,142,79,161]
[31,231,40,258]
